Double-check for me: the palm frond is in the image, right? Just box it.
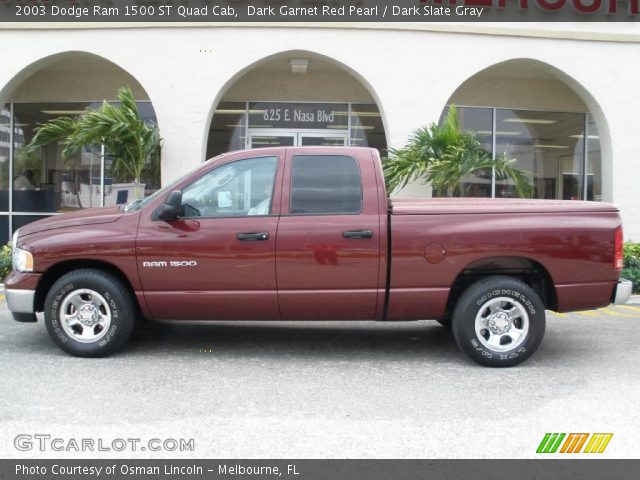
[383,105,532,198]
[25,117,77,156]
[22,87,162,199]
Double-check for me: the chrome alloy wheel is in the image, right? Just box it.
[474,296,529,352]
[60,289,112,343]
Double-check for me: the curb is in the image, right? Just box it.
[628,295,640,306]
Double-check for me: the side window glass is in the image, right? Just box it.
[181,156,277,218]
[290,155,362,214]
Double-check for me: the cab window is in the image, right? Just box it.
[290,155,362,214]
[181,156,277,218]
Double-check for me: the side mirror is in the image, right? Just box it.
[153,190,182,221]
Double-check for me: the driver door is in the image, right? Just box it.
[137,153,283,320]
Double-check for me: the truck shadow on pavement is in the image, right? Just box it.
[8,313,620,367]
[125,320,464,362]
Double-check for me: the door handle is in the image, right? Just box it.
[237,232,270,241]
[342,229,373,239]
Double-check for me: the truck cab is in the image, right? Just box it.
[135,147,388,321]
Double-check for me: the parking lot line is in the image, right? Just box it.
[598,307,638,318]
[616,305,640,312]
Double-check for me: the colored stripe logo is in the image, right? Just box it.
[537,433,612,454]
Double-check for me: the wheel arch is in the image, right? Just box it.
[444,256,557,318]
[34,260,138,313]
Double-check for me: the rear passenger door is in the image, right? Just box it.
[276,149,382,320]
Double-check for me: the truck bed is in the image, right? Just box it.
[391,197,619,215]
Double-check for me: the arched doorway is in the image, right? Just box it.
[206,51,387,159]
[0,52,159,243]
[440,59,607,201]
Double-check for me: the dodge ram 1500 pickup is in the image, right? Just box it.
[5,147,632,366]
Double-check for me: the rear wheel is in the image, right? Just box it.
[452,276,545,367]
[44,269,136,357]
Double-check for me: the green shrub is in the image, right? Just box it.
[623,241,640,294]
[0,242,12,283]
[624,242,640,261]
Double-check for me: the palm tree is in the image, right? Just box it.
[24,86,161,200]
[383,105,532,198]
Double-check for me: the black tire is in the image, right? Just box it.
[44,269,136,357]
[452,276,546,367]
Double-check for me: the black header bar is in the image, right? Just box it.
[1,0,639,23]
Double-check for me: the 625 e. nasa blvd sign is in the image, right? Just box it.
[248,103,349,130]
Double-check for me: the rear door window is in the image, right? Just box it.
[290,155,362,215]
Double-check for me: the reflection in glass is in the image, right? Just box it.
[206,102,246,158]
[437,106,598,201]
[249,136,295,148]
[0,215,8,245]
[436,107,493,197]
[299,135,346,146]
[350,104,387,156]
[586,114,601,201]
[11,102,159,213]
[495,109,584,200]
[0,105,10,211]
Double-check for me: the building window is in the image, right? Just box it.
[436,107,493,198]
[438,106,601,201]
[0,101,159,245]
[206,102,387,158]
[350,104,387,157]
[0,105,10,212]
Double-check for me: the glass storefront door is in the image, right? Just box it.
[298,132,347,146]
[249,134,295,148]
[248,130,347,148]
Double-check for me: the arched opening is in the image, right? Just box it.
[205,51,387,159]
[0,52,159,244]
[439,59,607,201]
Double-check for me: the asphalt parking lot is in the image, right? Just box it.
[0,297,638,459]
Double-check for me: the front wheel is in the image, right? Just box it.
[452,276,546,367]
[44,269,136,357]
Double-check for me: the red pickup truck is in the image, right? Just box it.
[5,147,632,366]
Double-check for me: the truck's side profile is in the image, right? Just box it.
[5,147,632,366]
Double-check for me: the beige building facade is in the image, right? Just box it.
[1,23,639,242]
